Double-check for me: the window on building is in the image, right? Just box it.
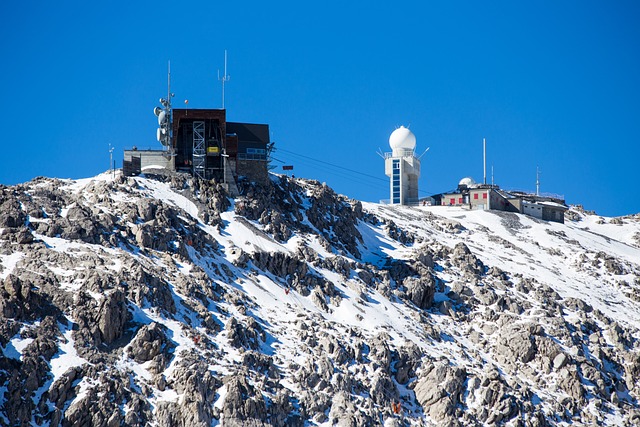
[474,193,478,200]
[239,147,267,160]
[482,193,487,199]
[450,198,455,205]
[392,160,401,203]
[458,198,463,204]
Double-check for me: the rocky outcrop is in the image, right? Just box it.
[1,174,638,427]
[236,177,364,257]
[494,322,538,365]
[221,375,268,426]
[451,242,485,276]
[403,276,436,309]
[155,358,220,427]
[225,316,265,350]
[126,322,175,373]
[414,360,467,423]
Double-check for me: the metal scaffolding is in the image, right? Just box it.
[192,121,206,179]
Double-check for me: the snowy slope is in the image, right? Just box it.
[0,172,639,426]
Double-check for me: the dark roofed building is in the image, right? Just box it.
[124,108,270,193]
[226,122,270,183]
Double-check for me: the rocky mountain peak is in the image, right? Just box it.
[1,172,639,426]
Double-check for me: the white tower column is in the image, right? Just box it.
[384,126,421,205]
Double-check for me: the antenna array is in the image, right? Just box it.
[154,61,174,150]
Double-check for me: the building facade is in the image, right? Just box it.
[384,126,421,205]
[435,178,568,223]
[124,108,271,192]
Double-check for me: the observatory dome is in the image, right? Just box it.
[389,126,416,152]
[458,177,476,188]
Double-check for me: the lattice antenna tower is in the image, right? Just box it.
[218,50,230,109]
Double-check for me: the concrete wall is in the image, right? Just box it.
[542,206,565,223]
[384,155,420,205]
[124,150,174,173]
[469,189,489,210]
[405,171,419,202]
[506,198,522,213]
[522,201,544,219]
[442,192,463,206]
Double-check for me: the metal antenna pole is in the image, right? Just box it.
[483,138,487,185]
[167,61,174,153]
[109,143,114,177]
[536,166,541,196]
[218,50,230,109]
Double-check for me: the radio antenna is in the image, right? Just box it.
[218,50,230,109]
[109,143,114,177]
[483,137,487,185]
[168,60,171,110]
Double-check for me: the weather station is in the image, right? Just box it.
[380,126,426,205]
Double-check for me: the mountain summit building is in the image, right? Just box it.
[124,94,271,195]
[383,126,421,205]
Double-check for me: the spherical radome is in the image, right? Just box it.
[389,126,416,151]
[459,177,476,187]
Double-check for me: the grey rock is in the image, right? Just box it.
[553,353,569,370]
[414,360,466,423]
[404,275,435,309]
[97,289,129,345]
[495,323,536,365]
[226,316,265,350]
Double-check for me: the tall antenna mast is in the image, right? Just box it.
[109,143,114,177]
[218,50,230,109]
[155,61,174,152]
[536,166,541,196]
[483,138,487,185]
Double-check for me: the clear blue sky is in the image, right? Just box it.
[1,1,639,216]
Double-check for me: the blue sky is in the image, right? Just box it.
[1,1,639,216]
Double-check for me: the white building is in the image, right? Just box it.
[384,126,421,205]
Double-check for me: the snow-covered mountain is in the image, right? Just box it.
[1,172,639,426]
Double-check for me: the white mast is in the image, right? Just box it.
[165,61,174,151]
[536,166,541,196]
[218,50,230,109]
[483,138,487,185]
[109,143,114,177]
[167,60,171,110]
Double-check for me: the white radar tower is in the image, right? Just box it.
[383,126,421,205]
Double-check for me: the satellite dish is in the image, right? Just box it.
[157,128,162,141]
[154,106,162,117]
[157,110,166,125]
